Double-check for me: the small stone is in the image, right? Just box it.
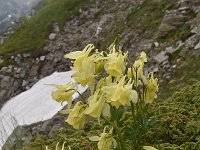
[172,65,177,68]
[178,7,189,11]
[194,41,200,50]
[22,80,29,87]
[165,75,171,79]
[53,23,60,33]
[0,89,7,99]
[154,52,169,64]
[153,67,159,73]
[0,76,13,89]
[165,47,174,54]
[1,67,8,73]
[49,33,57,40]
[40,56,46,61]
[23,53,30,58]
[191,25,200,35]
[185,34,199,47]
[154,42,159,47]
[0,58,4,64]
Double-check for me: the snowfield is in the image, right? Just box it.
[0,71,87,149]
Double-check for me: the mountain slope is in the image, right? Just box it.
[0,0,91,54]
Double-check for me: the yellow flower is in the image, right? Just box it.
[64,44,94,60]
[51,82,77,107]
[128,51,147,86]
[144,73,159,103]
[105,45,127,77]
[143,146,158,150]
[64,44,103,93]
[102,77,138,107]
[140,51,147,63]
[94,51,105,74]
[72,56,95,91]
[91,126,117,150]
[66,101,86,129]
[85,90,106,118]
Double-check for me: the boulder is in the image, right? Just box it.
[154,52,169,64]
[49,33,57,40]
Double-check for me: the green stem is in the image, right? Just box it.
[101,116,126,150]
[130,101,136,123]
[66,89,84,101]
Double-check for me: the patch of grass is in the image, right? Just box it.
[127,0,174,33]
[22,81,200,150]
[157,23,193,44]
[159,50,200,99]
[148,82,200,149]
[0,0,91,55]
[22,121,101,150]
[157,9,196,44]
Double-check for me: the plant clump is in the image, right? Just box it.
[48,36,159,150]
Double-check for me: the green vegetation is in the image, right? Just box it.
[128,0,174,34]
[148,82,200,149]
[100,0,174,50]
[0,0,91,54]
[22,121,101,150]
[159,50,200,99]
[22,81,200,150]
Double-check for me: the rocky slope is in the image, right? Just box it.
[1,0,200,149]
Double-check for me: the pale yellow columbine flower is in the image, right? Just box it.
[85,90,106,118]
[46,142,71,150]
[66,101,86,129]
[144,73,159,103]
[128,51,147,86]
[64,44,104,93]
[140,51,147,63]
[89,126,117,150]
[64,44,94,61]
[104,45,127,77]
[143,146,158,150]
[51,82,77,108]
[102,76,138,107]
[94,51,105,74]
[72,55,96,93]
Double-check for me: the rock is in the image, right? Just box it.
[164,14,187,26]
[49,33,57,40]
[0,57,4,64]
[138,40,153,50]
[154,42,159,47]
[0,89,7,99]
[172,65,177,68]
[194,41,200,49]
[191,26,200,34]
[20,69,27,78]
[0,76,14,89]
[53,23,60,32]
[95,26,102,36]
[30,65,39,77]
[40,56,46,61]
[165,47,175,54]
[152,67,159,73]
[23,53,30,58]
[159,10,188,34]
[185,34,199,47]
[154,52,169,64]
[22,80,29,87]
[159,23,176,33]
[1,67,8,73]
